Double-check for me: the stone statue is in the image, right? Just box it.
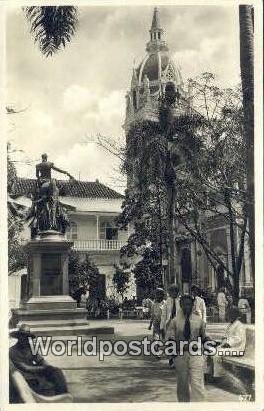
[36,153,74,187]
[27,154,74,237]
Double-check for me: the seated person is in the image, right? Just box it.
[9,324,69,397]
[209,306,246,379]
[238,292,251,323]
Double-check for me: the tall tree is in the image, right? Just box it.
[24,6,78,57]
[112,265,130,303]
[117,121,169,294]
[167,75,250,299]
[119,74,250,299]
[68,251,100,296]
[7,144,27,275]
[239,5,254,281]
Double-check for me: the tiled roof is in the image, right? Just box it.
[12,178,124,199]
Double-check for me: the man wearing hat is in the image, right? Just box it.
[9,324,68,397]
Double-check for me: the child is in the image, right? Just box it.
[148,288,165,339]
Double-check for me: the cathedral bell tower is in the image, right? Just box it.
[124,7,189,133]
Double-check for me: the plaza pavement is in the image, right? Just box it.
[45,319,240,402]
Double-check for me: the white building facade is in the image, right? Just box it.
[9,177,136,307]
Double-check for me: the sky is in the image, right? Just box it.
[6,4,240,193]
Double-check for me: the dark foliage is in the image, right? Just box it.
[112,265,130,301]
[68,251,100,295]
[24,6,78,57]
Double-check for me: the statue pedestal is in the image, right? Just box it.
[13,233,114,337]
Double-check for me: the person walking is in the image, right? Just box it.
[160,284,181,335]
[190,285,207,323]
[142,297,150,319]
[148,288,165,340]
[217,288,228,322]
[160,284,181,368]
[167,295,208,402]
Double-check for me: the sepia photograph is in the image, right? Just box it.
[1,0,263,407]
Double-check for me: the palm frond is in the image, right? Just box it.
[24,6,78,57]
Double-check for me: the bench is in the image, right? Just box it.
[9,360,73,403]
[221,327,255,396]
[222,327,254,369]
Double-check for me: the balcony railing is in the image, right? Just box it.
[73,239,126,251]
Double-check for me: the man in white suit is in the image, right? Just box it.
[190,285,207,323]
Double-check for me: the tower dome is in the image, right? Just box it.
[136,52,183,91]
[136,7,183,90]
[125,7,187,130]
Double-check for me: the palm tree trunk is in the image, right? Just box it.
[167,182,176,285]
[239,5,254,284]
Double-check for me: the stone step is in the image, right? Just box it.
[14,308,87,315]
[27,325,115,337]
[12,308,88,327]
[17,319,89,329]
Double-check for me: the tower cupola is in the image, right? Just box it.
[124,7,189,131]
[146,7,168,53]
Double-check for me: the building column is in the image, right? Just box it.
[226,227,233,272]
[190,240,197,285]
[195,242,205,288]
[206,232,213,290]
[243,234,252,286]
[96,215,99,240]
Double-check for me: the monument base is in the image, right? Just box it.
[13,233,114,337]
[13,295,87,336]
[13,296,114,337]
[25,295,78,310]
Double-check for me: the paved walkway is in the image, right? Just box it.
[44,319,240,402]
